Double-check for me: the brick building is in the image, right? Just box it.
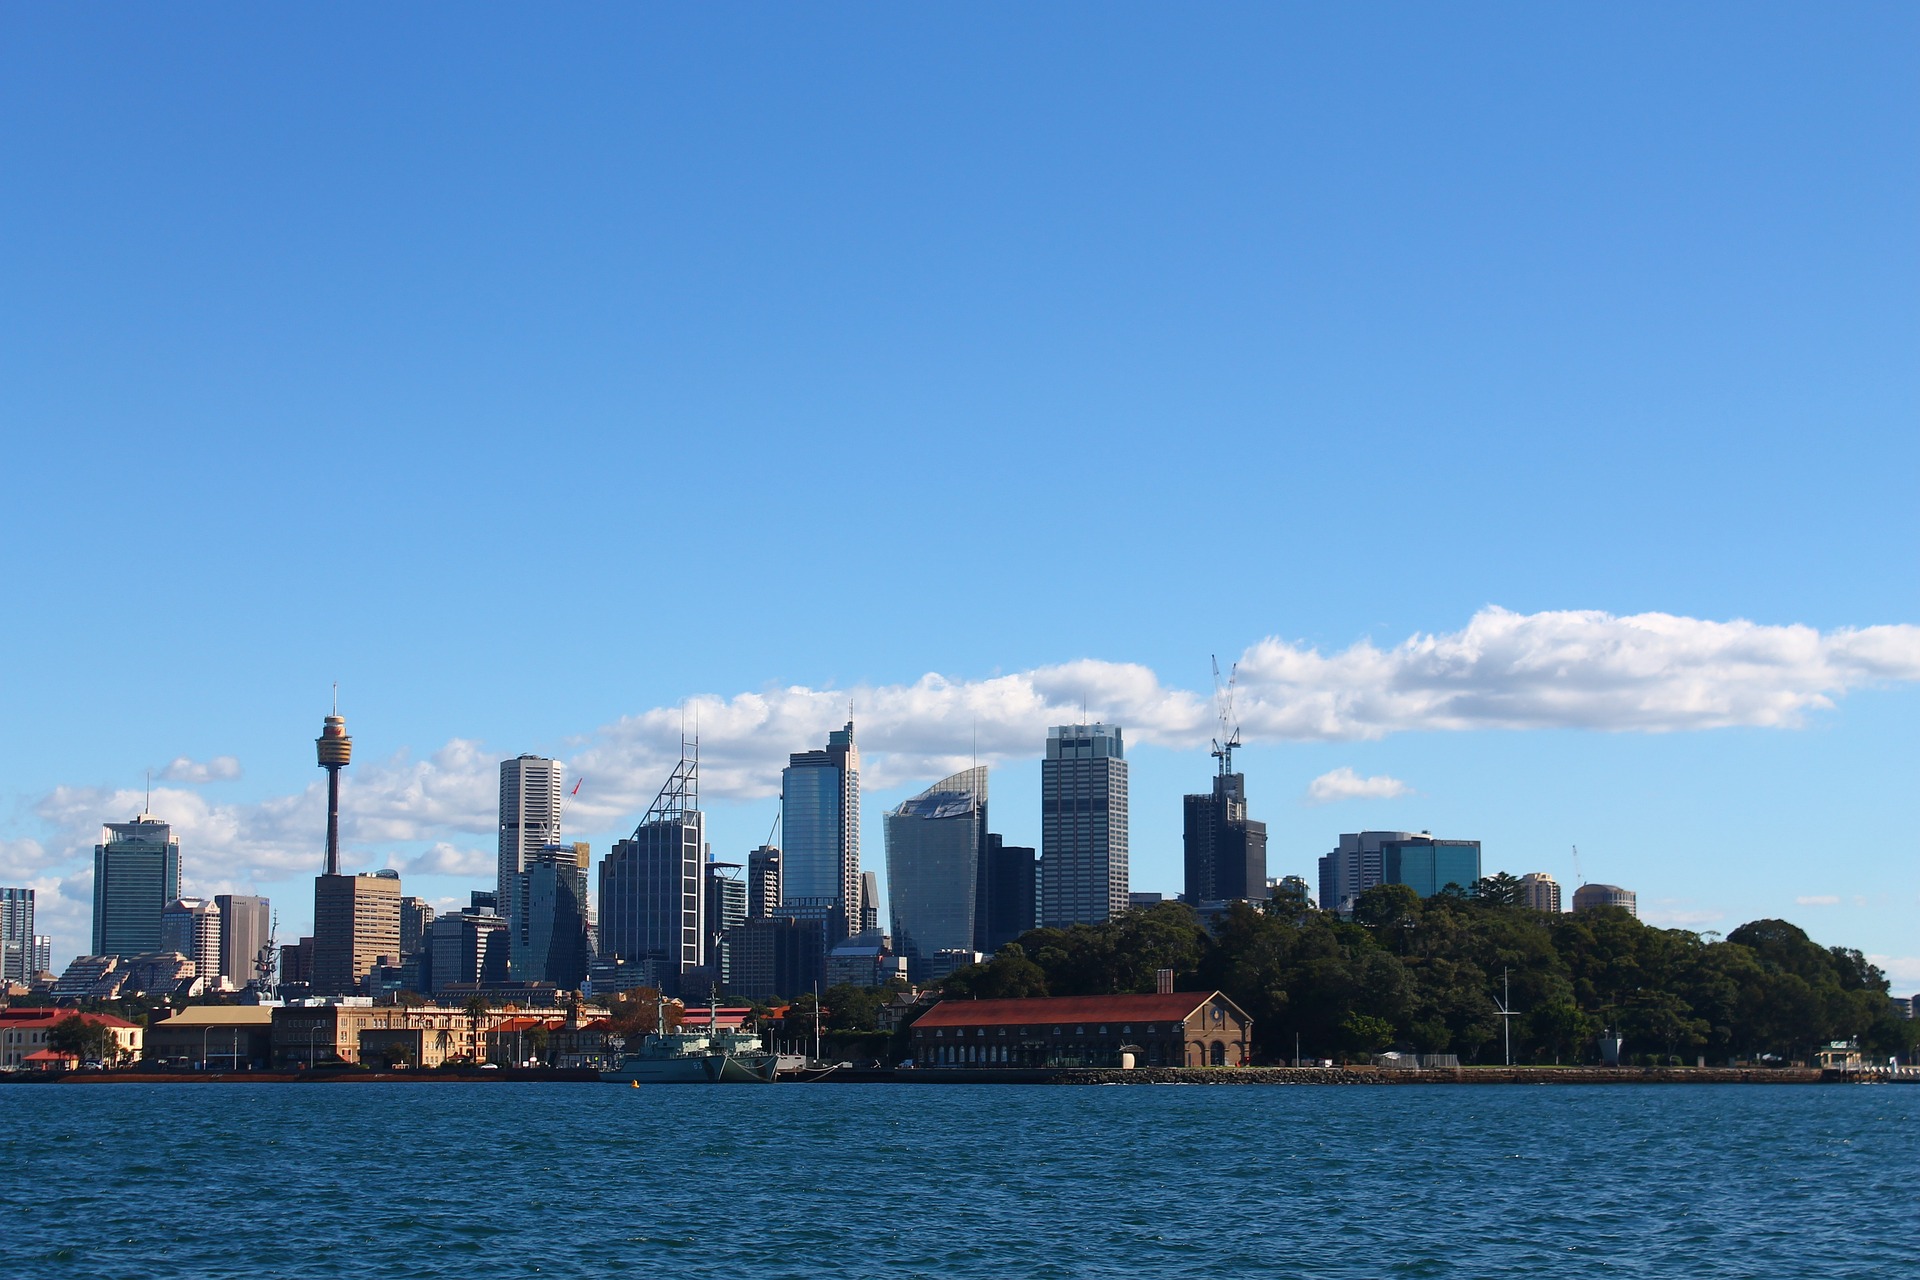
[909,990,1253,1068]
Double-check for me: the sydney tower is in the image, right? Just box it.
[316,705,352,875]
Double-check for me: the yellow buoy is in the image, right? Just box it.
[629,1079,638,1088]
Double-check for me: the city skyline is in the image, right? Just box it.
[1,8,1914,985]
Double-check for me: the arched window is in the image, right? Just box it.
[1210,1040,1227,1066]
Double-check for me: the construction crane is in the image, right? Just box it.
[1211,655,1240,777]
[1571,844,1585,886]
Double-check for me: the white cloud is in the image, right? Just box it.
[1640,902,1726,929]
[1870,955,1920,988]
[386,843,494,878]
[160,755,243,783]
[1795,895,1841,907]
[8,605,1919,970]
[1304,767,1412,805]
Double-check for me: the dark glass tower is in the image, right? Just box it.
[1182,769,1269,903]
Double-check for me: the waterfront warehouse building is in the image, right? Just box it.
[781,721,863,944]
[498,754,565,956]
[1041,723,1130,927]
[144,1004,275,1069]
[1572,883,1638,918]
[911,991,1253,1069]
[885,766,988,982]
[93,813,182,957]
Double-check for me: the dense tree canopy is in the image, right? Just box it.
[938,896,1916,1066]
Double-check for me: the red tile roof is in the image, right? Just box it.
[912,991,1224,1029]
[0,1011,138,1029]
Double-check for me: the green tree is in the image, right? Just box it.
[941,944,1050,1000]
[49,1015,113,1063]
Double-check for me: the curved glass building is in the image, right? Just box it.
[884,767,987,981]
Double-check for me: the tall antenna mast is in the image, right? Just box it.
[1210,655,1240,777]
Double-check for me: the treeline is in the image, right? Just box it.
[940,878,1916,1066]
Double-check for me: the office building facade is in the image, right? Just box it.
[514,844,591,990]
[160,897,222,982]
[1572,883,1638,918]
[885,767,987,982]
[976,836,1037,954]
[705,864,748,978]
[312,872,403,995]
[746,845,781,919]
[599,752,703,994]
[428,907,509,993]
[1316,831,1419,917]
[498,755,565,954]
[781,722,861,943]
[1,887,33,983]
[92,814,182,957]
[1182,769,1269,904]
[214,893,271,988]
[1041,724,1129,927]
[1383,836,1482,899]
[723,916,825,1002]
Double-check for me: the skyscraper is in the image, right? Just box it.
[160,898,222,983]
[513,843,591,990]
[1,887,34,983]
[886,767,987,981]
[92,814,182,957]
[498,755,564,952]
[1182,759,1269,905]
[781,722,861,943]
[704,862,748,980]
[215,894,271,988]
[1383,836,1481,898]
[29,936,50,977]
[976,835,1037,954]
[312,872,402,995]
[1040,724,1129,927]
[1316,831,1420,917]
[746,845,781,919]
[599,746,704,994]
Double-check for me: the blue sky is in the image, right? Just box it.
[2,5,1915,981]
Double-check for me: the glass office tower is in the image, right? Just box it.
[780,722,861,943]
[93,814,182,957]
[885,767,987,982]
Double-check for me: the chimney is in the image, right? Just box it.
[1156,968,1174,995]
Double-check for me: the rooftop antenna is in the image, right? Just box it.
[332,682,338,716]
[1210,655,1241,777]
[144,768,151,815]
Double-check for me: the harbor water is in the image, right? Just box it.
[4,1082,1913,1277]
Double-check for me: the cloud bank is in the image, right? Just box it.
[8,606,1918,964]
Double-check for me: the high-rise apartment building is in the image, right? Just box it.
[498,755,565,955]
[400,896,435,955]
[859,870,880,935]
[160,898,222,983]
[312,872,402,995]
[1041,724,1129,927]
[781,722,861,943]
[215,894,271,988]
[886,767,987,982]
[29,936,51,977]
[1572,883,1637,918]
[1182,766,1269,904]
[704,863,748,980]
[93,815,182,957]
[1517,873,1562,914]
[1,887,33,983]
[746,846,782,919]
[976,835,1037,954]
[599,749,704,994]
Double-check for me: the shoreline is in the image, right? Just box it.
[6,1065,1907,1085]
